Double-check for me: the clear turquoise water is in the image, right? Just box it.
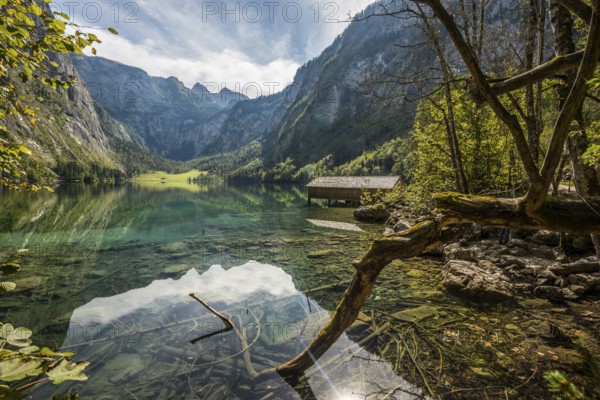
[0,184,421,399]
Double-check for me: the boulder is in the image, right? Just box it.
[442,260,514,303]
[527,244,555,260]
[531,230,560,246]
[568,234,595,252]
[353,204,390,223]
[566,273,600,293]
[533,286,565,302]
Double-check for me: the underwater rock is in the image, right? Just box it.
[307,249,336,259]
[164,264,194,274]
[104,353,145,384]
[13,276,48,291]
[0,263,21,275]
[391,305,438,323]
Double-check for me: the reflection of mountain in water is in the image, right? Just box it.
[32,262,420,399]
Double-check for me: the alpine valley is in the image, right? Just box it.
[5,2,440,183]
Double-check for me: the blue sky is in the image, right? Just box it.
[53,0,373,96]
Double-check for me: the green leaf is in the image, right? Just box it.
[17,145,30,155]
[40,348,59,357]
[18,346,39,355]
[107,27,118,35]
[0,358,43,382]
[54,12,70,21]
[47,359,89,384]
[1,325,32,348]
[0,283,16,294]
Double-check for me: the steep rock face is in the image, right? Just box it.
[7,52,118,175]
[71,4,435,165]
[262,5,434,165]
[71,55,250,160]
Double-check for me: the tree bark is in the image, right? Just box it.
[549,0,600,259]
[273,192,600,377]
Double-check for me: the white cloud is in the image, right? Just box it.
[56,0,374,95]
[91,32,299,97]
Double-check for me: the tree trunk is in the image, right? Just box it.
[549,0,600,259]
[418,6,470,194]
[273,192,600,377]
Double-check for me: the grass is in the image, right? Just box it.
[129,170,209,192]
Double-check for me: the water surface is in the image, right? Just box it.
[0,183,421,399]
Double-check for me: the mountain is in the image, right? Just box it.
[4,51,123,182]
[71,55,250,160]
[6,1,477,183]
[71,3,434,167]
[262,5,432,165]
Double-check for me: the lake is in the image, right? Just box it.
[0,183,423,399]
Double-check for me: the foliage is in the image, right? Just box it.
[261,158,297,182]
[334,137,412,179]
[0,324,89,388]
[54,160,125,183]
[0,139,39,191]
[0,0,116,189]
[544,370,588,400]
[294,154,335,182]
[0,249,87,397]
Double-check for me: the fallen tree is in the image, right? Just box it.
[266,0,600,381]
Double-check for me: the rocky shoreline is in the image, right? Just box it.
[356,204,600,305]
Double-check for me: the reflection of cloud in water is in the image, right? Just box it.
[53,262,421,399]
[70,262,297,326]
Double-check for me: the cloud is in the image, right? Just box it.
[53,0,373,95]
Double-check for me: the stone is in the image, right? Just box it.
[13,276,48,291]
[533,286,565,302]
[164,264,193,274]
[347,311,372,337]
[442,260,514,303]
[569,234,594,252]
[393,220,411,232]
[508,239,529,249]
[531,230,560,246]
[528,244,555,260]
[391,305,438,323]
[353,204,390,223]
[561,287,579,301]
[0,263,21,275]
[383,228,395,237]
[307,249,336,259]
[567,285,586,296]
[443,243,483,263]
[566,273,600,293]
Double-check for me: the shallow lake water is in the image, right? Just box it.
[0,183,423,399]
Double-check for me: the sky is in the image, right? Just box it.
[53,0,373,97]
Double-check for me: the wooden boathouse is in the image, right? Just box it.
[306,176,402,205]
